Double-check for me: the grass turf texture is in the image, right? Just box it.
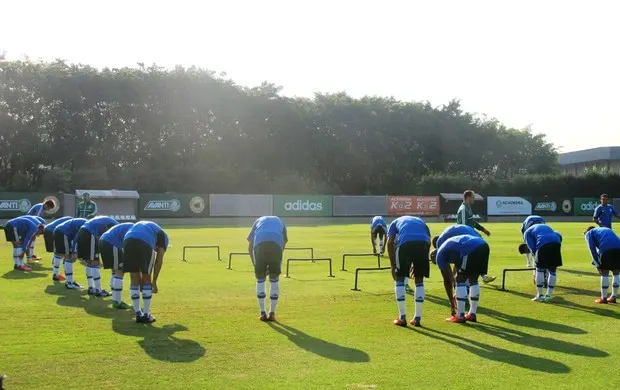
[1,222,618,389]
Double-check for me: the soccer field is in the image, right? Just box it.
[1,222,618,389]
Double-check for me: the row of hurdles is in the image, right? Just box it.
[180,245,528,292]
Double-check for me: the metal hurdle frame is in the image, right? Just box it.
[351,267,392,291]
[341,253,381,271]
[285,247,315,262]
[499,267,533,291]
[285,257,335,278]
[181,245,222,262]
[227,252,253,270]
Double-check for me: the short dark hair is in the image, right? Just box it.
[584,226,596,234]
[601,194,609,198]
[432,236,439,249]
[463,190,475,200]
[44,199,55,208]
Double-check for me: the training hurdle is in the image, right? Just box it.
[341,253,381,271]
[285,257,335,278]
[227,252,254,270]
[351,267,392,291]
[181,245,222,262]
[285,247,315,262]
[499,267,533,291]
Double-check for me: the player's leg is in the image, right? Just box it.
[253,243,268,320]
[410,242,430,327]
[465,244,488,322]
[378,230,386,255]
[104,243,130,309]
[12,243,30,271]
[77,229,95,293]
[542,244,561,301]
[266,242,282,321]
[610,270,619,303]
[596,269,610,304]
[90,236,110,297]
[123,238,148,320]
[137,245,157,323]
[392,244,411,326]
[371,231,378,254]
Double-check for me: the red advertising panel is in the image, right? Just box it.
[388,196,440,216]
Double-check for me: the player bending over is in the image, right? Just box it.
[26,200,55,259]
[371,216,387,255]
[13,216,46,264]
[54,218,88,289]
[123,221,168,323]
[100,222,135,309]
[248,216,288,322]
[521,215,546,267]
[386,216,431,327]
[522,224,562,302]
[593,194,620,229]
[43,216,72,281]
[77,216,119,297]
[3,217,44,271]
[431,234,490,323]
[584,226,620,304]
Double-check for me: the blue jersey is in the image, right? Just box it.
[101,223,134,248]
[387,216,430,247]
[16,215,45,226]
[45,217,73,233]
[371,216,387,232]
[124,221,169,250]
[436,234,487,271]
[5,217,39,250]
[585,227,620,262]
[524,224,562,254]
[594,204,619,229]
[80,216,119,237]
[27,203,44,217]
[521,215,546,234]
[55,218,88,241]
[436,225,480,249]
[248,216,287,249]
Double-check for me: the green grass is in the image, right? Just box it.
[1,222,619,389]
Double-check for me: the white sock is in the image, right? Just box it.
[86,266,93,288]
[379,243,384,253]
[52,255,62,276]
[469,282,480,314]
[269,278,280,315]
[546,270,556,296]
[525,253,532,267]
[535,268,545,296]
[601,275,609,299]
[64,261,74,283]
[12,248,21,266]
[92,266,102,291]
[130,284,141,314]
[112,275,123,302]
[404,277,409,286]
[481,275,488,282]
[613,275,620,298]
[456,283,467,318]
[256,279,267,314]
[395,281,406,320]
[142,284,152,315]
[109,274,114,290]
[414,282,424,320]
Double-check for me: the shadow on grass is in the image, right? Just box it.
[44,284,129,320]
[562,269,599,278]
[112,317,206,363]
[556,285,600,298]
[412,327,570,373]
[267,322,369,363]
[2,269,47,279]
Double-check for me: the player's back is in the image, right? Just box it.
[15,215,45,226]
[437,224,479,248]
[27,203,43,216]
[522,215,545,233]
[56,218,88,237]
[436,234,485,269]
[252,216,286,247]
[45,216,72,232]
[82,216,119,236]
[371,216,386,229]
[6,216,37,233]
[590,227,620,252]
[526,224,561,247]
[389,216,430,244]
[101,222,134,248]
[125,221,168,249]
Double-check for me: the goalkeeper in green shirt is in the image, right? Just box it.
[456,190,496,284]
[76,193,98,219]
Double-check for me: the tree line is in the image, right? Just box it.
[0,57,561,195]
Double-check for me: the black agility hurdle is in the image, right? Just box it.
[351,266,392,291]
[181,245,222,262]
[285,257,335,278]
[285,247,315,262]
[227,252,253,270]
[500,267,533,291]
[341,253,381,271]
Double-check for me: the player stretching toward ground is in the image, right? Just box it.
[54,218,88,289]
[457,190,495,284]
[584,226,620,304]
[593,194,620,229]
[14,216,46,264]
[3,217,44,271]
[100,222,135,309]
[123,221,168,323]
[26,199,55,260]
[43,216,72,281]
[432,234,490,323]
[523,224,562,302]
[248,216,288,322]
[521,215,546,267]
[77,216,119,297]
[386,216,431,327]
[371,216,387,255]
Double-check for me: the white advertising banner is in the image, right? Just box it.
[487,196,532,216]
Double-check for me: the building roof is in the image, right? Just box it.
[559,146,620,165]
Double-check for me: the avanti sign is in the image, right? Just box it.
[273,195,333,217]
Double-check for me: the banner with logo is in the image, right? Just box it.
[573,198,600,216]
[387,196,440,216]
[531,198,574,216]
[138,193,208,218]
[0,192,63,218]
[273,195,333,217]
[487,196,532,216]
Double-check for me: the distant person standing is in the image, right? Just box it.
[457,190,496,284]
[76,192,98,219]
[593,194,620,229]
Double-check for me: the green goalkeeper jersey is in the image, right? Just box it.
[76,201,98,219]
[456,202,484,231]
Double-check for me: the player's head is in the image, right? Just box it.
[82,192,91,202]
[432,236,439,249]
[601,194,609,205]
[43,199,55,210]
[36,224,45,235]
[518,243,530,254]
[429,249,437,264]
[584,225,596,235]
[463,190,475,205]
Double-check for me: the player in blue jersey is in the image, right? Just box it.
[54,218,88,289]
[43,217,72,281]
[248,216,288,322]
[431,234,490,323]
[584,226,620,304]
[123,221,169,323]
[520,215,546,267]
[27,199,56,217]
[3,217,45,271]
[371,216,388,255]
[76,216,119,297]
[13,216,46,264]
[593,194,620,229]
[100,223,134,309]
[386,216,431,327]
[523,224,563,302]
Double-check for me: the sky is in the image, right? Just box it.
[2,0,619,152]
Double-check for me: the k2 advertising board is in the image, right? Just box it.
[387,196,440,216]
[487,196,532,216]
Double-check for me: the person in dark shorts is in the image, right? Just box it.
[523,223,562,303]
[431,234,490,323]
[585,226,620,304]
[2,217,44,272]
[43,216,72,282]
[123,221,168,323]
[247,216,288,322]
[54,218,88,289]
[370,216,388,255]
[100,222,134,309]
[76,216,118,297]
[386,216,431,328]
